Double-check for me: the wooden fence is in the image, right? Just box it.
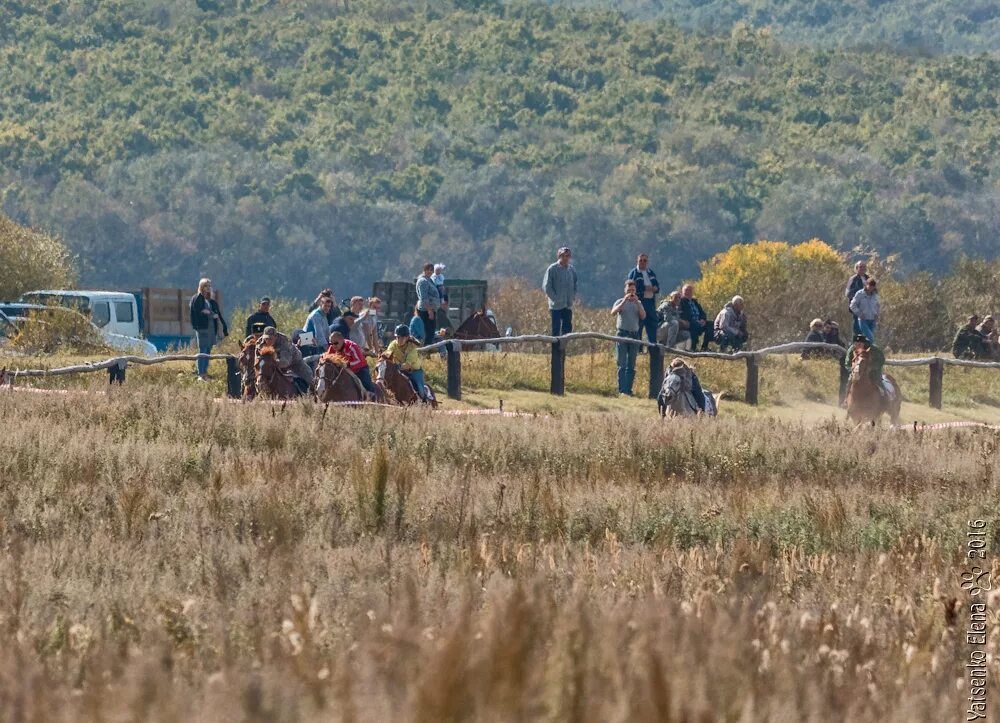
[4,338,1000,411]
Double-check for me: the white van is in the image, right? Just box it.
[18,290,156,355]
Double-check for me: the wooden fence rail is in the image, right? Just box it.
[4,337,1000,410]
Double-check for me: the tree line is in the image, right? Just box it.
[1,0,999,309]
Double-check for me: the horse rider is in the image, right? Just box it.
[381,324,428,401]
[327,331,377,399]
[257,326,314,393]
[844,333,887,396]
[668,357,708,412]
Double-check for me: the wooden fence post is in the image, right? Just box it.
[929,357,943,409]
[446,341,462,400]
[226,356,241,399]
[648,345,663,400]
[550,339,566,396]
[745,354,759,405]
[838,360,850,405]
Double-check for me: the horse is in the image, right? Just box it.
[238,336,258,400]
[454,309,500,345]
[657,366,718,418]
[255,346,305,400]
[314,352,368,404]
[846,349,901,426]
[375,360,437,408]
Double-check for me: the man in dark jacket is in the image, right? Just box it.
[627,253,660,344]
[189,277,228,380]
[952,315,985,359]
[679,284,711,351]
[245,297,277,338]
[846,261,868,334]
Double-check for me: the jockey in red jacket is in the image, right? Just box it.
[327,332,376,397]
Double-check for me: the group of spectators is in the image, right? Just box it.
[952,314,999,360]
[543,248,750,396]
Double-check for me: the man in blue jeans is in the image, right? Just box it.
[542,246,577,336]
[612,279,646,396]
[627,253,660,344]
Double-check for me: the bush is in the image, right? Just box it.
[694,239,849,346]
[0,212,75,301]
[10,307,107,354]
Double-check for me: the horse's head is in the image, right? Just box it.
[850,347,871,381]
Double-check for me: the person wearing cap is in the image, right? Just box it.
[627,253,660,344]
[327,331,376,398]
[431,264,449,307]
[849,277,879,343]
[543,246,578,336]
[415,262,442,345]
[245,297,277,338]
[713,295,748,352]
[953,314,986,359]
[382,324,427,401]
[844,333,886,395]
[802,318,827,359]
[256,326,313,391]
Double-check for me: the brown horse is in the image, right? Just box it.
[315,353,367,403]
[255,346,303,400]
[238,336,258,400]
[847,350,901,426]
[454,309,500,343]
[375,360,438,408]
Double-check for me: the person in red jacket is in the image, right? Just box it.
[327,331,377,398]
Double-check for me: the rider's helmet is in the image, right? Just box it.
[394,324,410,337]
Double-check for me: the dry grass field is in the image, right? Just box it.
[1,365,999,721]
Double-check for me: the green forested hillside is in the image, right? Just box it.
[549,0,1000,54]
[2,0,999,306]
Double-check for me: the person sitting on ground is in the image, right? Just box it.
[245,297,277,338]
[952,314,985,359]
[327,331,377,399]
[823,320,844,349]
[257,326,314,392]
[656,291,690,349]
[802,318,827,359]
[381,325,428,401]
[977,315,997,359]
[713,295,749,352]
[844,333,887,397]
[679,284,711,351]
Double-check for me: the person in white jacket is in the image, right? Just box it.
[849,278,880,343]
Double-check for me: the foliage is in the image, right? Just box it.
[548,1,1000,53]
[0,212,75,301]
[694,239,846,343]
[9,308,106,354]
[1,2,1000,309]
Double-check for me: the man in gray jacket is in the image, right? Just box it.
[713,296,749,352]
[542,246,578,336]
[415,262,442,345]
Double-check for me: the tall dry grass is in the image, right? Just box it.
[0,387,998,721]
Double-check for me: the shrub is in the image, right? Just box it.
[0,213,75,301]
[10,307,106,354]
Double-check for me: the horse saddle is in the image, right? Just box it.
[880,375,896,401]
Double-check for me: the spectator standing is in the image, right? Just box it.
[849,278,880,343]
[357,297,382,354]
[542,246,578,336]
[627,253,660,344]
[611,279,645,396]
[415,263,442,345]
[304,295,337,357]
[347,298,367,348]
[656,291,690,348]
[679,284,711,351]
[431,264,449,308]
[245,297,276,337]
[713,295,749,352]
[189,277,228,381]
[309,288,341,320]
[846,261,869,334]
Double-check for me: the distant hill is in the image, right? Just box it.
[2,1,1000,306]
[546,0,1000,54]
